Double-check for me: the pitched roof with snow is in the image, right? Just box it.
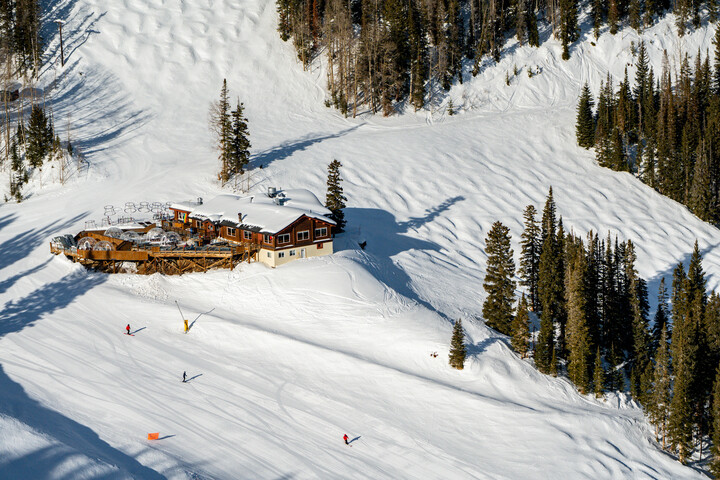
[180,189,335,234]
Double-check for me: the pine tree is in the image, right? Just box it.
[559,0,578,60]
[606,344,625,390]
[585,233,602,349]
[26,105,53,168]
[669,336,696,463]
[229,101,251,176]
[688,142,713,222]
[325,159,347,232]
[592,0,604,39]
[711,364,720,476]
[608,0,619,34]
[627,241,651,401]
[629,0,642,31]
[537,188,561,373]
[652,278,670,354]
[576,83,596,148]
[593,347,605,397]
[211,79,232,183]
[669,260,697,463]
[527,9,540,47]
[512,294,531,357]
[482,221,516,336]
[706,293,720,370]
[449,319,467,369]
[519,204,541,312]
[566,247,592,393]
[650,328,671,448]
[635,41,650,124]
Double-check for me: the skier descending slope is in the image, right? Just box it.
[343,434,349,445]
[182,371,187,383]
[125,324,131,335]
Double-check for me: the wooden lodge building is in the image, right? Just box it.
[168,189,335,268]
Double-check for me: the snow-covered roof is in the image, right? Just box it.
[177,189,334,233]
[170,199,203,212]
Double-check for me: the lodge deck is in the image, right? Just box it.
[51,233,261,275]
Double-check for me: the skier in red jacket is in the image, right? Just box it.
[343,434,349,445]
[126,324,131,335]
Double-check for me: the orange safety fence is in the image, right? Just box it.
[147,432,160,440]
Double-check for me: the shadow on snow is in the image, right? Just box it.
[0,215,173,477]
[340,196,465,320]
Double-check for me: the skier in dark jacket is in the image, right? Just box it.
[182,371,187,383]
[343,434,349,445]
[126,324,131,335]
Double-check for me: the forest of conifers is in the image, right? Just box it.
[277,0,712,115]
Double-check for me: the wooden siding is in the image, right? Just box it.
[272,216,333,251]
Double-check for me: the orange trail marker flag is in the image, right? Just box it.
[184,319,189,333]
[147,433,160,440]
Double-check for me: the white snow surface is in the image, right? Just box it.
[0,0,716,478]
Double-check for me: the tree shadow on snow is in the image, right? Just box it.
[0,212,89,275]
[249,125,361,170]
[339,196,465,319]
[0,258,52,297]
[0,270,106,337]
[0,364,168,479]
[0,265,176,477]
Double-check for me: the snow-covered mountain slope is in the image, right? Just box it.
[0,0,717,478]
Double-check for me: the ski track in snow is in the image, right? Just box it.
[0,0,716,478]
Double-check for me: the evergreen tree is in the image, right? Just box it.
[627,241,651,400]
[592,0,604,39]
[212,79,232,183]
[650,328,671,448]
[449,319,467,369]
[608,0,620,34]
[325,159,347,232]
[629,0,642,31]
[482,221,516,336]
[576,83,596,148]
[512,294,531,357]
[606,344,625,390]
[519,204,541,312]
[668,333,696,463]
[527,9,540,47]
[652,278,670,354]
[559,0,578,60]
[537,188,562,374]
[635,42,650,125]
[229,101,251,176]
[711,364,720,476]
[593,347,605,397]
[584,232,602,349]
[705,293,720,370]
[669,260,697,463]
[26,105,53,168]
[566,246,592,393]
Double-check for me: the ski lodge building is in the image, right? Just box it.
[168,188,335,268]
